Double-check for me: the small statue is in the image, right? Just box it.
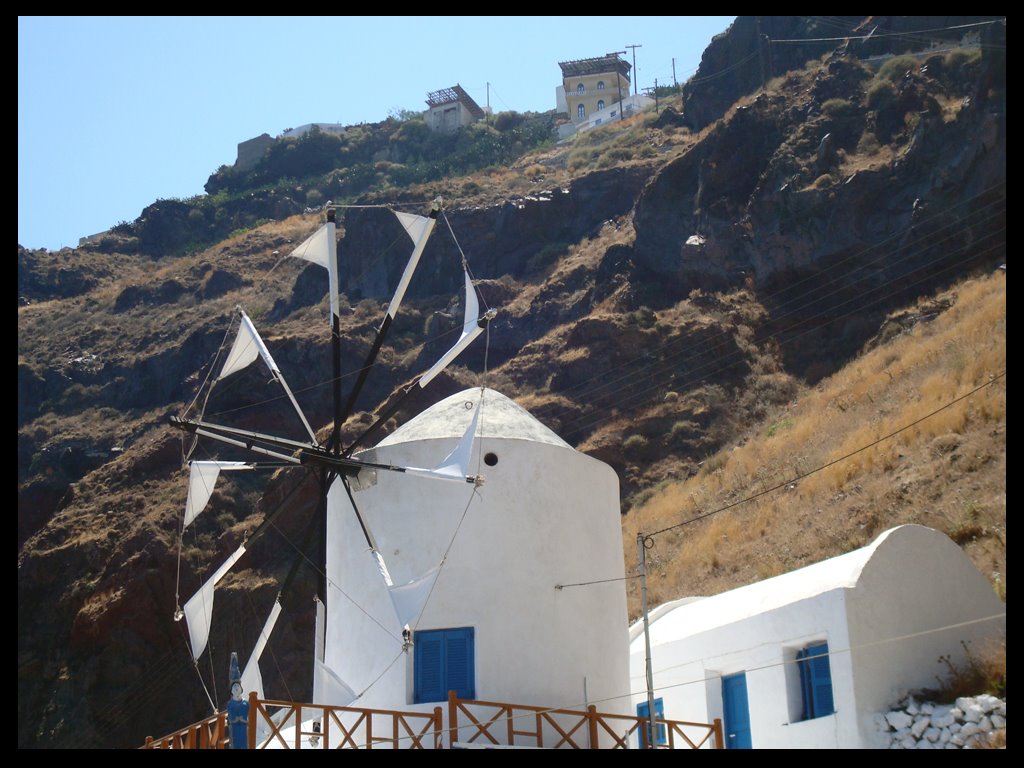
[227,652,249,749]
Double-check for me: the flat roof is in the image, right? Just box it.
[559,55,631,80]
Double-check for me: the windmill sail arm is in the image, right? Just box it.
[419,271,493,386]
[182,544,247,660]
[240,599,283,698]
[288,221,339,320]
[184,461,254,529]
[385,210,438,319]
[339,206,441,424]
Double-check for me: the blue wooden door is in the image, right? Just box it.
[722,672,752,749]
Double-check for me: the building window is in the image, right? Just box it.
[597,81,605,90]
[414,627,475,703]
[796,642,834,720]
[578,104,586,119]
[637,698,667,747]
[576,83,585,95]
[597,99,605,111]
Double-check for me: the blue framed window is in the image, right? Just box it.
[578,104,586,119]
[414,627,475,703]
[597,81,605,90]
[637,697,666,747]
[576,83,585,94]
[797,642,834,720]
[597,99,605,111]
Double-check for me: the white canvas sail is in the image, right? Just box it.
[215,311,317,442]
[289,223,339,320]
[218,311,282,380]
[387,566,441,630]
[183,544,246,660]
[240,599,283,699]
[419,271,485,386]
[404,400,480,482]
[313,659,357,707]
[386,212,436,319]
[184,461,251,529]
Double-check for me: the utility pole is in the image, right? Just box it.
[672,57,678,92]
[637,533,658,748]
[486,82,490,124]
[625,43,642,95]
[644,81,659,112]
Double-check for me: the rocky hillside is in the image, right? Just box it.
[18,18,1005,748]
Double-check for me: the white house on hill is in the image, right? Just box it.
[629,525,1004,749]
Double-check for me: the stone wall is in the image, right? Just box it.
[876,694,1006,748]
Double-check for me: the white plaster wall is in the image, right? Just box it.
[323,420,629,729]
[845,525,1006,747]
[630,590,862,748]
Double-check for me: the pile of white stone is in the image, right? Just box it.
[876,694,1006,749]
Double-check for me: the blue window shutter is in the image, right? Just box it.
[797,643,833,719]
[806,643,833,716]
[414,631,445,703]
[445,628,475,699]
[414,627,474,703]
[797,648,812,719]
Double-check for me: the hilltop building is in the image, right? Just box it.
[425,85,485,133]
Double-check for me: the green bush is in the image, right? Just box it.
[944,47,982,72]
[623,434,649,457]
[856,131,881,155]
[876,55,919,83]
[866,80,896,111]
[821,98,856,118]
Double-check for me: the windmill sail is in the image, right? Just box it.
[420,270,486,386]
[184,461,252,529]
[216,310,317,443]
[387,566,441,629]
[240,599,283,699]
[289,222,339,320]
[387,210,437,319]
[183,544,247,660]
[403,398,480,482]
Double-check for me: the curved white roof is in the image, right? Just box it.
[377,388,571,448]
[631,526,928,648]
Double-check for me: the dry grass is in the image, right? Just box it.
[623,272,1006,617]
[926,637,1006,703]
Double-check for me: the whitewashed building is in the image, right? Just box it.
[319,388,631,728]
[629,525,1004,749]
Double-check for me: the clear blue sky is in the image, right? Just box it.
[19,16,735,250]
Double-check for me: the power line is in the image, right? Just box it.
[552,226,1005,442]
[770,18,1004,43]
[645,371,1005,538]
[524,185,1005,427]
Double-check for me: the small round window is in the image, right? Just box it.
[484,452,498,467]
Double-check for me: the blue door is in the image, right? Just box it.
[722,672,752,749]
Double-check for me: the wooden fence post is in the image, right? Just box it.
[587,705,599,749]
[447,690,460,747]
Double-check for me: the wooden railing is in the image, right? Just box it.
[447,691,724,749]
[144,692,722,749]
[142,711,229,749]
[144,693,442,749]
[251,694,442,749]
